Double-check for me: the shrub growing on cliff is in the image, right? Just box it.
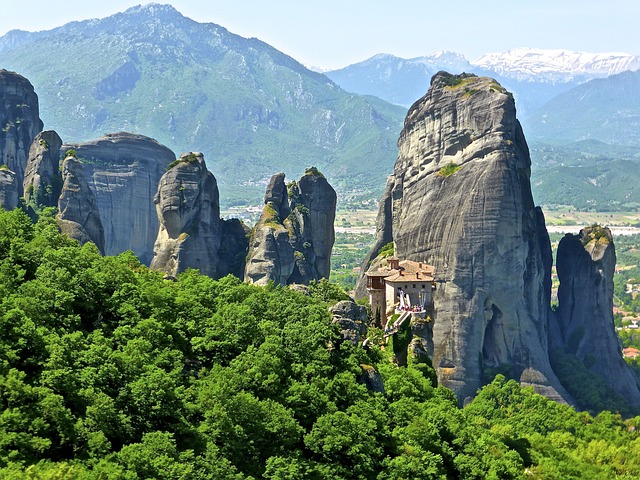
[438,162,461,177]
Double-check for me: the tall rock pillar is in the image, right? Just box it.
[555,226,640,405]
[358,72,571,404]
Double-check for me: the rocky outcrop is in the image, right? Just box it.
[358,72,572,404]
[218,218,250,279]
[330,300,368,345]
[56,156,105,253]
[0,70,43,192]
[0,168,19,210]
[62,132,175,263]
[23,130,63,207]
[555,226,640,405]
[245,168,336,286]
[150,152,221,278]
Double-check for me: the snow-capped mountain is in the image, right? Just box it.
[472,48,640,83]
[325,48,640,113]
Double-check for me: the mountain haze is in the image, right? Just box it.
[526,70,640,146]
[326,48,640,116]
[0,4,405,206]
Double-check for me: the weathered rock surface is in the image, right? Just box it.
[23,130,63,207]
[150,152,224,278]
[358,72,572,404]
[555,226,640,405]
[245,169,336,286]
[56,157,105,253]
[61,132,175,263]
[330,300,368,345]
[0,168,19,210]
[218,218,250,279]
[0,69,43,192]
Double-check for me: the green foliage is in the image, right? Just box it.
[439,72,477,88]
[304,166,324,178]
[378,241,395,258]
[437,162,462,177]
[581,224,611,246]
[530,141,640,212]
[0,208,638,478]
[307,278,350,304]
[549,350,631,415]
[65,149,76,158]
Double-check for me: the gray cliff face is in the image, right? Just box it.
[56,157,105,253]
[0,70,43,192]
[555,227,640,405]
[24,130,63,207]
[218,218,250,279]
[244,169,336,286]
[358,72,571,404]
[0,168,19,210]
[150,152,222,278]
[61,132,175,263]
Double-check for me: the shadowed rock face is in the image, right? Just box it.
[0,168,19,210]
[56,157,105,253]
[150,152,222,278]
[555,227,640,405]
[0,70,43,194]
[358,72,571,404]
[61,132,175,263]
[24,130,63,207]
[245,169,336,286]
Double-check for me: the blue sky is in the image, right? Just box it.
[0,0,638,69]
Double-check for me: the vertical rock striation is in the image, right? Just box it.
[56,156,105,253]
[555,226,640,405]
[0,168,19,210]
[358,72,571,404]
[61,132,175,263]
[23,130,63,207]
[0,69,43,192]
[150,152,248,279]
[244,168,336,286]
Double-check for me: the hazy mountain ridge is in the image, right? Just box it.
[325,48,640,114]
[0,3,405,207]
[526,69,640,145]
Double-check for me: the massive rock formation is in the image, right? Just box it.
[61,132,175,263]
[0,69,43,192]
[0,168,19,210]
[358,72,571,404]
[150,152,248,279]
[555,226,640,405]
[244,168,336,286]
[23,130,63,207]
[56,156,105,253]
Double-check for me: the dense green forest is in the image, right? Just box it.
[0,208,639,479]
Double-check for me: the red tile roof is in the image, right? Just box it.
[365,259,435,283]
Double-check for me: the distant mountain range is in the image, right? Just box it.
[324,49,640,211]
[2,4,639,212]
[324,47,640,115]
[0,4,405,206]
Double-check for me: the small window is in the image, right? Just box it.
[422,285,426,289]
[412,284,416,288]
[404,285,408,289]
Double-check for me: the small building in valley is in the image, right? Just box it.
[365,256,436,326]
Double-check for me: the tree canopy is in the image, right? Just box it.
[0,208,638,479]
